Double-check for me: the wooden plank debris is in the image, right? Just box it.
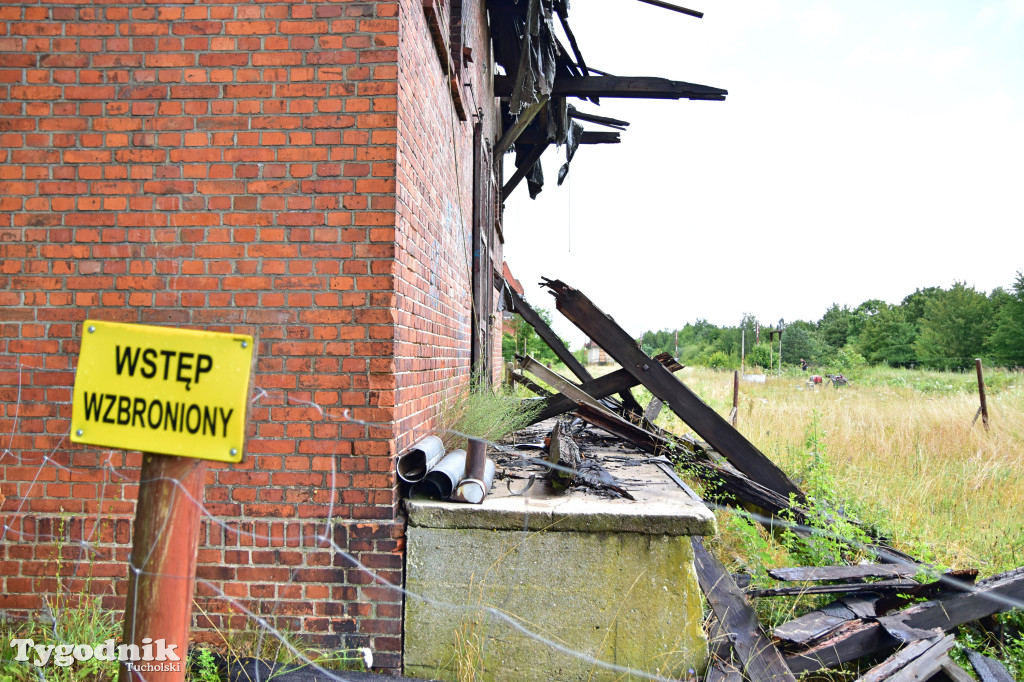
[542,278,803,500]
[506,286,593,383]
[856,634,949,682]
[748,579,919,599]
[770,565,924,582]
[706,611,743,682]
[494,75,728,100]
[546,419,581,488]
[494,96,550,158]
[568,109,630,129]
[531,352,681,423]
[966,650,1016,682]
[633,0,704,19]
[502,141,550,199]
[786,568,1024,674]
[692,537,797,682]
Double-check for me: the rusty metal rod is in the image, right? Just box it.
[453,438,495,504]
[119,453,206,682]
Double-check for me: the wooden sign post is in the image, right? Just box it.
[71,320,255,681]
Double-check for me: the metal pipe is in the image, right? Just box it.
[396,435,446,483]
[412,449,467,499]
[452,441,495,504]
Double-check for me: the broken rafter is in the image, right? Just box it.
[633,0,703,19]
[542,278,802,500]
[569,109,630,130]
[505,286,592,383]
[502,141,549,200]
[693,537,797,682]
[494,96,550,159]
[494,75,727,100]
[531,352,681,423]
[515,130,620,145]
[786,568,1024,674]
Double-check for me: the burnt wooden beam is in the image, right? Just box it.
[569,109,630,129]
[501,141,549,200]
[506,366,553,397]
[786,568,1024,674]
[770,565,925,582]
[706,611,743,682]
[516,130,621,145]
[506,286,592,383]
[693,537,797,682]
[493,75,727,100]
[542,278,803,500]
[966,650,1016,682]
[748,579,919,599]
[633,0,704,18]
[518,354,604,412]
[494,96,549,159]
[857,635,950,682]
[531,352,681,423]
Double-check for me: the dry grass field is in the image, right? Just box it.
[637,365,1024,576]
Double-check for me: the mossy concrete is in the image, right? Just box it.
[403,459,713,681]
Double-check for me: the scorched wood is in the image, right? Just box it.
[542,278,803,500]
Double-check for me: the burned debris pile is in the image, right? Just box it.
[494,276,1024,682]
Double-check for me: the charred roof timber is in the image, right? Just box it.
[487,0,727,199]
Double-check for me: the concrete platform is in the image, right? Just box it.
[403,444,715,681]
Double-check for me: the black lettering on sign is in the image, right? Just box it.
[195,354,213,385]
[102,394,116,424]
[160,350,175,380]
[114,346,140,376]
[177,352,194,390]
[80,391,237,442]
[140,348,157,378]
[218,408,234,437]
[84,392,103,421]
[114,347,215,388]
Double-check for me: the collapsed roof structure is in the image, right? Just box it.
[487,0,727,200]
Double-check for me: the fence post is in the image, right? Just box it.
[119,453,207,682]
[731,370,739,426]
[975,358,990,431]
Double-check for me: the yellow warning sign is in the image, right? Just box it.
[71,320,255,463]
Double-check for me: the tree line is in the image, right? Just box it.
[637,272,1024,372]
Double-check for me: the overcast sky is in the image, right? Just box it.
[502,0,1024,349]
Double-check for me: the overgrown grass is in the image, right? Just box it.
[615,361,1024,674]
[438,381,541,451]
[639,364,1024,575]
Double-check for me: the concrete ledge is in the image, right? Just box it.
[404,457,716,537]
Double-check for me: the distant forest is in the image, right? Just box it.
[637,272,1024,372]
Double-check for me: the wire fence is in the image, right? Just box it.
[2,353,1022,682]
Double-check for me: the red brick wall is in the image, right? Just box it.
[393,0,501,442]
[0,0,498,672]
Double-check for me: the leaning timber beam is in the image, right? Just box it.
[507,286,645,415]
[494,75,727,100]
[494,96,550,159]
[786,568,1024,674]
[502,141,549,200]
[542,278,802,500]
[531,352,681,423]
[506,286,592,383]
[516,130,621,145]
[693,537,797,682]
[569,109,630,129]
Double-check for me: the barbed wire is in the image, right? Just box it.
[1,367,1022,682]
